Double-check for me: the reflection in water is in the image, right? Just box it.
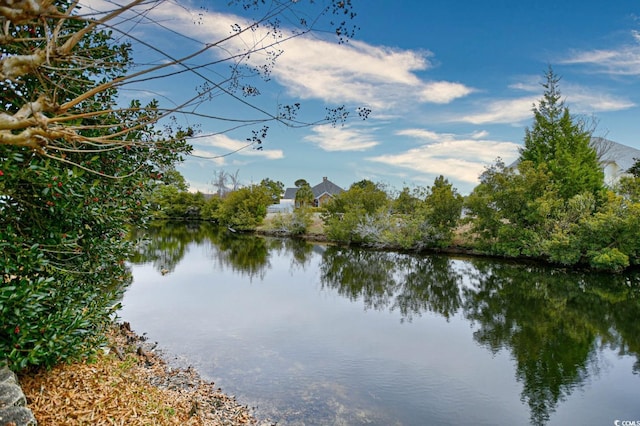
[130,222,271,279]
[320,248,465,321]
[127,224,640,425]
[460,260,640,425]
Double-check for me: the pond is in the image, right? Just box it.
[120,222,640,425]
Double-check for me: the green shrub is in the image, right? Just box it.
[217,186,272,231]
[587,248,629,272]
[271,208,312,235]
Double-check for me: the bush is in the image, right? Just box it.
[587,248,629,272]
[270,208,313,235]
[217,186,272,231]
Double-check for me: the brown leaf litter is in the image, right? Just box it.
[18,323,274,426]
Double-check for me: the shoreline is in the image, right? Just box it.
[18,322,274,425]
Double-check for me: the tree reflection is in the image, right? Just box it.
[392,255,463,322]
[128,221,217,273]
[266,237,316,271]
[209,231,270,280]
[462,260,640,425]
[319,247,640,425]
[129,223,273,280]
[130,223,640,425]
[320,247,400,311]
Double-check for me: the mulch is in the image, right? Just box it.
[18,323,274,425]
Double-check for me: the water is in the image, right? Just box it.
[119,223,640,425]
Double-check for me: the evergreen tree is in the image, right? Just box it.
[627,158,640,178]
[520,67,604,199]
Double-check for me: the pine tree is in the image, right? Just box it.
[520,67,604,199]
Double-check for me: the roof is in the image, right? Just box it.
[283,188,298,199]
[312,178,344,198]
[281,177,344,200]
[508,137,640,172]
[591,137,640,172]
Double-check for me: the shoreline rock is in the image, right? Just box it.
[0,361,37,426]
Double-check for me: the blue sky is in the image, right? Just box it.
[83,0,640,194]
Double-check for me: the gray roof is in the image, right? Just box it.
[283,188,298,199]
[312,178,344,198]
[509,137,640,172]
[591,137,640,172]
[281,178,344,200]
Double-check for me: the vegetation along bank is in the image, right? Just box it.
[151,71,640,275]
[1,0,639,423]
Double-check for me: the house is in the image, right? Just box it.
[267,199,294,213]
[591,138,640,186]
[282,177,344,207]
[509,138,640,186]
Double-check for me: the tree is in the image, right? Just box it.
[627,158,640,178]
[0,0,361,370]
[0,3,190,369]
[211,169,241,198]
[392,186,423,215]
[260,178,285,204]
[295,182,315,208]
[217,185,273,231]
[421,176,464,247]
[465,160,561,257]
[0,1,362,156]
[322,180,390,243]
[519,67,604,199]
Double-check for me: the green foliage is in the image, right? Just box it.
[519,67,604,199]
[392,187,423,215]
[260,178,285,204]
[615,176,640,203]
[321,177,462,250]
[294,183,315,208]
[579,193,640,267]
[541,191,640,270]
[149,185,205,220]
[421,176,464,247]
[201,195,222,222]
[217,185,273,231]
[322,180,390,244]
[466,158,640,270]
[462,69,638,271]
[270,207,313,235]
[627,158,640,178]
[0,145,169,370]
[0,3,190,371]
[587,248,629,272]
[465,160,560,256]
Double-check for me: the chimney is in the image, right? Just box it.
[323,177,327,181]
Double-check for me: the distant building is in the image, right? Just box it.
[282,177,344,207]
[509,138,640,186]
[267,199,294,213]
[591,137,640,186]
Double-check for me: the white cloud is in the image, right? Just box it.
[457,82,633,125]
[368,129,520,186]
[304,125,379,152]
[470,130,489,139]
[419,81,474,104]
[91,1,474,110]
[561,31,640,76]
[564,86,635,113]
[195,134,284,160]
[396,128,455,142]
[189,149,226,166]
[459,96,537,125]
